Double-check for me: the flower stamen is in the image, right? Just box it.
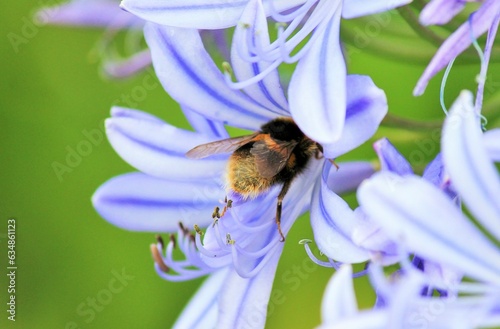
[156,234,165,250]
[226,233,236,245]
[301,239,369,277]
[150,243,169,273]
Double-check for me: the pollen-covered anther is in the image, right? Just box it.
[212,206,221,219]
[221,61,233,76]
[220,198,233,218]
[169,234,177,249]
[178,221,190,236]
[156,234,165,250]
[150,244,169,273]
[178,221,186,232]
[226,233,235,245]
[194,224,203,236]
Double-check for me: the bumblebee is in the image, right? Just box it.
[186,117,321,241]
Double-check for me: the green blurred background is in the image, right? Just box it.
[1,2,498,329]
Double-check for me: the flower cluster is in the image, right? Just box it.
[46,0,500,328]
[320,91,500,329]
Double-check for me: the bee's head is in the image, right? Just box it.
[261,117,304,141]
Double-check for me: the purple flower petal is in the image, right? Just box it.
[321,265,357,324]
[36,0,143,28]
[111,106,165,123]
[311,162,371,263]
[321,75,387,158]
[92,172,223,232]
[422,153,444,186]
[144,23,276,130]
[289,3,346,145]
[326,161,375,195]
[422,153,458,200]
[201,159,323,274]
[373,138,412,175]
[231,0,289,115]
[342,0,412,19]
[351,208,399,264]
[173,268,229,329]
[107,107,227,180]
[121,0,306,29]
[442,90,500,241]
[358,171,500,285]
[414,0,500,95]
[483,129,500,162]
[103,49,152,79]
[218,251,282,329]
[180,105,229,139]
[419,0,466,25]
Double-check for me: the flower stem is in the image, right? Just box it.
[396,6,445,47]
[381,113,443,130]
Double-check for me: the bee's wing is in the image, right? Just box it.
[185,134,258,159]
[250,138,298,178]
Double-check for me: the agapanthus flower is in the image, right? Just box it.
[92,20,388,328]
[303,133,456,271]
[332,90,500,328]
[414,0,500,97]
[120,0,409,146]
[317,263,499,329]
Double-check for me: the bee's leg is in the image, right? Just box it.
[276,180,292,242]
[329,158,339,171]
[315,143,339,170]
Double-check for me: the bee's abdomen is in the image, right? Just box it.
[226,147,272,199]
